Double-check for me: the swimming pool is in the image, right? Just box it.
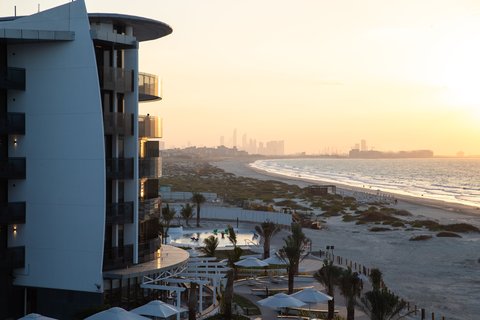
[168,228,259,247]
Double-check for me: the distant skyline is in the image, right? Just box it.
[3,0,480,156]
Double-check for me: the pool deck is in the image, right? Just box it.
[103,245,189,280]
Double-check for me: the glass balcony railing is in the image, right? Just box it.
[99,66,133,93]
[106,158,133,180]
[138,197,161,221]
[0,113,25,135]
[0,67,25,90]
[138,72,160,101]
[103,244,133,271]
[0,158,26,179]
[138,237,161,264]
[0,202,26,224]
[103,112,133,136]
[139,158,162,179]
[106,201,134,225]
[138,115,162,138]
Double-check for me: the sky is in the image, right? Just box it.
[3,0,480,156]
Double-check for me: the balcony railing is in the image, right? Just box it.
[138,197,161,221]
[103,244,133,271]
[138,237,161,264]
[0,158,26,179]
[139,158,162,179]
[0,67,25,90]
[138,115,162,138]
[138,72,160,101]
[103,112,133,136]
[106,201,134,225]
[0,113,25,135]
[99,66,133,93]
[106,158,133,180]
[0,246,25,269]
[0,202,26,224]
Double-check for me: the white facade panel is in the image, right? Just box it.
[5,0,106,293]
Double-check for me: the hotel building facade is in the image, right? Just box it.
[0,1,183,318]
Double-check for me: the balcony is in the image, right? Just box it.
[103,112,133,136]
[138,237,161,264]
[138,197,161,221]
[103,244,133,271]
[0,202,26,224]
[99,66,133,93]
[106,158,133,180]
[0,67,25,90]
[0,158,26,179]
[139,158,162,179]
[106,202,134,225]
[0,113,25,135]
[138,72,160,101]
[0,246,25,269]
[138,115,162,138]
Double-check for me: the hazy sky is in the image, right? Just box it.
[3,0,480,155]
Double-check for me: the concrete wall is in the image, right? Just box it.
[171,204,292,226]
[4,0,105,293]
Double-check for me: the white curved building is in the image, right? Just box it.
[0,1,187,318]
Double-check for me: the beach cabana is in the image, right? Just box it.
[258,292,306,309]
[18,314,57,320]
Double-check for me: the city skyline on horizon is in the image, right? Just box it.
[3,0,480,156]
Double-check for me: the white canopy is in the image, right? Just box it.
[291,287,333,304]
[131,300,187,318]
[234,257,269,268]
[258,293,306,309]
[18,314,57,320]
[84,307,149,320]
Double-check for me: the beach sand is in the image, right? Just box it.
[213,158,480,227]
[212,158,480,320]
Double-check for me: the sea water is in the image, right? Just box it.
[248,158,480,319]
[251,158,480,209]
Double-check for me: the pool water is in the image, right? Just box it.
[168,229,259,247]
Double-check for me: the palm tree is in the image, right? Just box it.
[200,235,219,257]
[180,203,194,226]
[191,193,206,227]
[255,221,280,259]
[362,288,408,320]
[188,282,198,320]
[338,267,362,320]
[314,260,343,320]
[370,268,383,291]
[161,204,176,244]
[221,225,243,319]
[279,223,309,294]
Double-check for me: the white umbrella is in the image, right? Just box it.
[18,314,57,320]
[234,257,269,267]
[85,307,149,320]
[131,300,187,318]
[258,293,306,309]
[235,257,269,281]
[262,254,288,265]
[291,287,333,304]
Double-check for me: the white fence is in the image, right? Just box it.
[170,204,292,226]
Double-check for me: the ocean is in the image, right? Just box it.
[250,157,480,209]
[247,157,480,320]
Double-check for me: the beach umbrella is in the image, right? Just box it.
[84,307,149,320]
[291,287,332,304]
[131,300,187,318]
[18,314,57,320]
[258,292,306,309]
[262,254,288,266]
[235,257,269,281]
[234,257,269,267]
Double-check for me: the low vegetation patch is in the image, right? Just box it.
[409,235,433,241]
[369,227,393,232]
[436,232,462,238]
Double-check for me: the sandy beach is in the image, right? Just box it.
[212,158,480,320]
[213,158,480,227]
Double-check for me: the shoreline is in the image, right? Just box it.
[213,158,480,225]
